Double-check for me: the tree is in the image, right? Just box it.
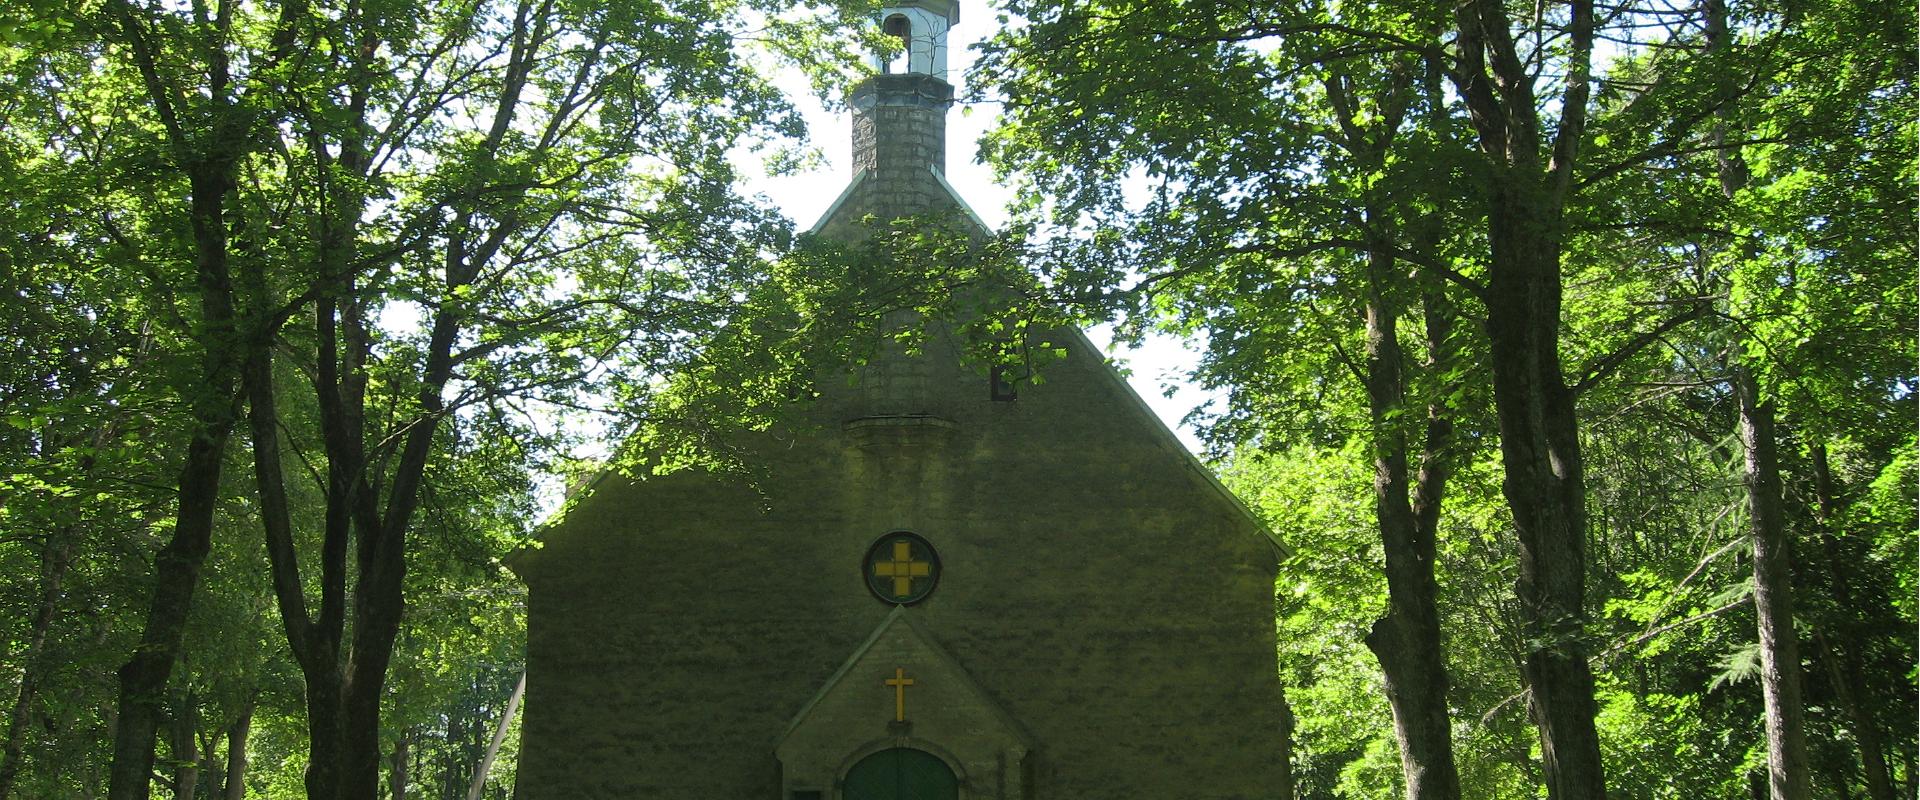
[1715,2,1915,794]
[10,0,869,796]
[6,1,296,793]
[219,0,864,795]
[0,211,183,799]
[975,6,1484,797]
[974,1,1857,796]
[1576,0,1915,792]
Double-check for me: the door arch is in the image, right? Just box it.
[841,747,958,800]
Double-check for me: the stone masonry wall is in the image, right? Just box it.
[513,321,1289,799]
[845,75,955,220]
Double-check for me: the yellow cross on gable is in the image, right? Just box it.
[884,666,915,722]
[872,540,930,599]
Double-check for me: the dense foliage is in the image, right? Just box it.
[975,0,1914,798]
[0,0,875,796]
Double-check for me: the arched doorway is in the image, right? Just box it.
[841,747,958,800]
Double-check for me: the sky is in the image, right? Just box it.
[741,7,1220,454]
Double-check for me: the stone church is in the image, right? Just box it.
[510,2,1291,797]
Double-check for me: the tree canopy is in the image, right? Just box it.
[973,0,1913,797]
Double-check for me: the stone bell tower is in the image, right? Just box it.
[856,1,957,177]
[815,0,985,231]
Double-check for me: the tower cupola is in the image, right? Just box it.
[871,0,959,81]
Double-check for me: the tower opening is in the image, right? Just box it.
[881,14,911,74]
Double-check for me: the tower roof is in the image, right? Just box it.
[879,0,958,24]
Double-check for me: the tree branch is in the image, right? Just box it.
[1571,303,1709,394]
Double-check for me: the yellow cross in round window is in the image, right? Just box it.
[864,532,940,604]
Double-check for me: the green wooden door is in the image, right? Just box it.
[840,748,958,800]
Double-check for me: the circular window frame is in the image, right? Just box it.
[862,531,941,606]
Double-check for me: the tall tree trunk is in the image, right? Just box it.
[327,212,467,799]
[389,730,409,800]
[101,3,254,793]
[1810,445,1896,800]
[467,673,526,800]
[1732,367,1811,800]
[1358,229,1464,800]
[106,173,241,800]
[246,281,422,800]
[1453,0,1607,791]
[222,700,251,800]
[241,4,523,789]
[1743,368,1812,798]
[107,426,231,800]
[241,319,345,800]
[1483,182,1607,800]
[1706,0,1812,784]
[245,279,449,800]
[167,695,198,800]
[0,528,76,800]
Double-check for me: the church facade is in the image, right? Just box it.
[510,3,1292,797]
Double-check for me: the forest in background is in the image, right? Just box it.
[0,0,1911,798]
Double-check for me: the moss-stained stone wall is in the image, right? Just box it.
[513,318,1288,798]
